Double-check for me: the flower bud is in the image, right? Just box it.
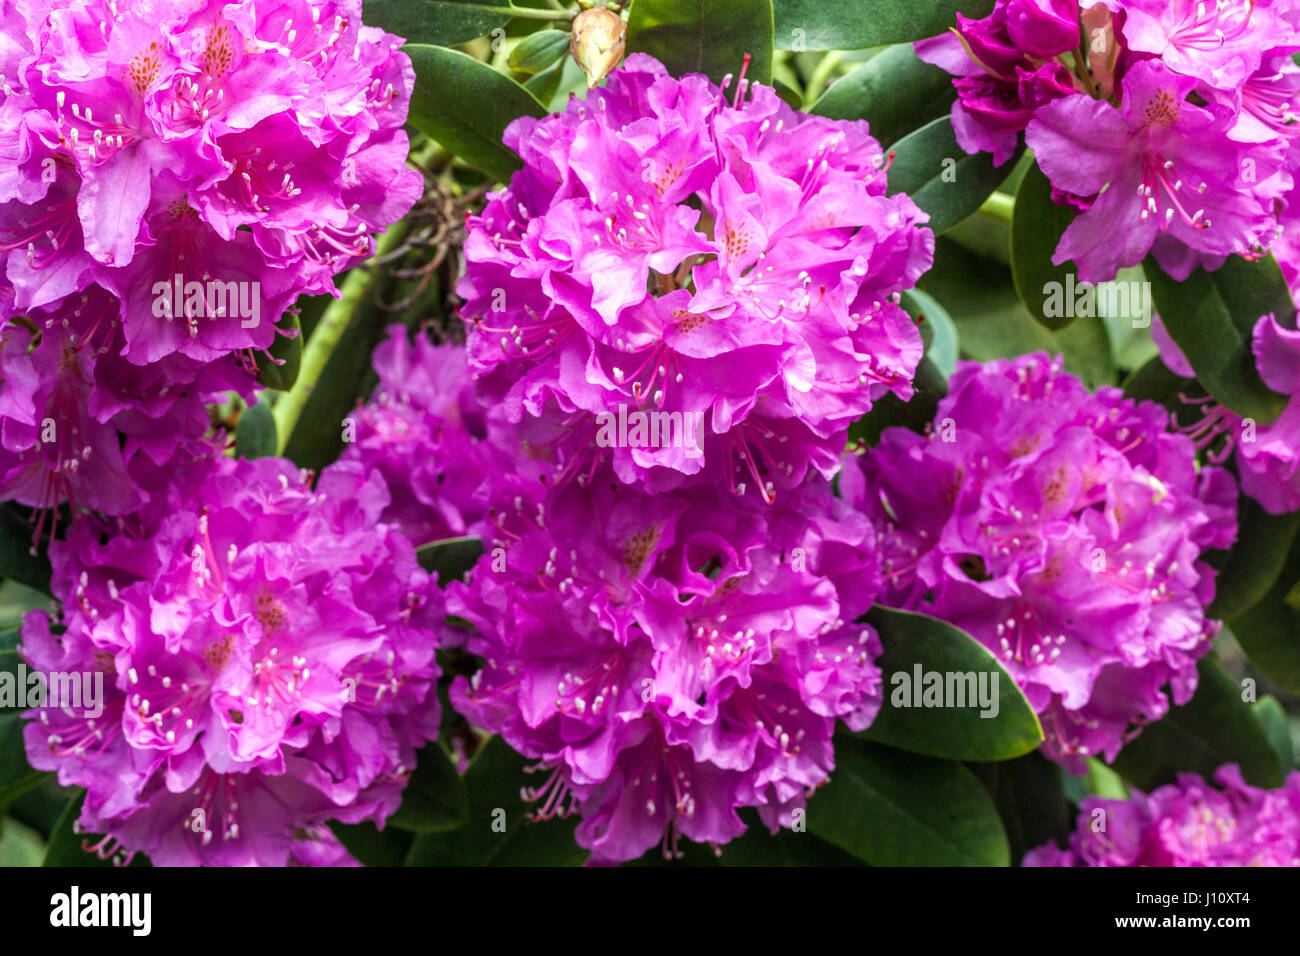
[570,6,626,88]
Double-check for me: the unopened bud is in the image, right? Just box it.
[570,6,626,88]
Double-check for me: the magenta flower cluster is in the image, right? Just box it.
[843,353,1238,771]
[456,53,934,503]
[918,0,1300,282]
[0,0,421,523]
[1026,764,1300,866]
[20,449,444,866]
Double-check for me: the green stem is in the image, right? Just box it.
[803,51,842,105]
[271,224,409,455]
[978,191,1015,224]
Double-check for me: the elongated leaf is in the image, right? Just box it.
[0,504,50,595]
[406,44,545,182]
[808,738,1009,866]
[715,809,863,865]
[508,29,571,74]
[904,287,958,380]
[810,43,956,149]
[887,117,1023,235]
[1011,162,1080,331]
[235,401,278,461]
[1255,696,1294,774]
[1230,537,1300,694]
[919,238,1116,388]
[328,820,415,867]
[416,536,484,586]
[858,606,1043,761]
[363,0,513,46]
[969,753,1071,864]
[626,0,774,86]
[1111,655,1284,790]
[0,709,48,811]
[1209,497,1300,623]
[405,736,583,865]
[773,0,995,50]
[387,743,470,833]
[1144,254,1291,423]
[255,313,302,391]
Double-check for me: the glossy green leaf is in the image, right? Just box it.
[0,816,44,866]
[810,43,956,148]
[714,809,864,865]
[255,313,303,391]
[1111,655,1284,790]
[1011,162,1080,331]
[858,606,1043,761]
[808,738,1010,866]
[405,736,584,865]
[387,742,470,833]
[0,706,49,811]
[1255,695,1294,774]
[1144,254,1291,424]
[1230,537,1300,694]
[968,753,1071,864]
[904,286,958,380]
[329,820,415,867]
[626,0,774,86]
[362,0,513,47]
[508,29,571,73]
[1209,497,1300,623]
[772,0,995,50]
[887,117,1023,235]
[0,504,51,595]
[407,44,545,182]
[416,536,485,586]
[919,238,1116,388]
[235,401,278,461]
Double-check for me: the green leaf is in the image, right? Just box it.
[235,401,278,461]
[0,815,44,865]
[255,313,303,391]
[0,579,50,631]
[1230,536,1300,694]
[1110,655,1284,790]
[1011,162,1080,331]
[808,738,1009,866]
[416,536,485,586]
[904,287,958,380]
[810,43,956,149]
[625,0,774,86]
[363,0,512,47]
[772,0,995,50]
[508,28,571,74]
[406,44,545,182]
[857,606,1043,761]
[1144,254,1292,423]
[1209,497,1300,623]
[714,808,863,865]
[1254,695,1294,774]
[405,736,584,865]
[328,820,415,867]
[0,708,49,810]
[387,742,470,833]
[968,753,1071,864]
[887,117,1023,235]
[919,238,1116,388]
[0,504,51,595]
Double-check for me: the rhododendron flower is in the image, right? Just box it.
[19,449,445,866]
[843,352,1237,771]
[448,467,883,863]
[1026,60,1287,282]
[1026,764,1300,865]
[456,54,933,504]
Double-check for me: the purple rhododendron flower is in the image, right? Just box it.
[19,448,444,866]
[1027,59,1287,282]
[843,353,1237,772]
[1026,764,1300,865]
[456,54,933,504]
[447,465,883,863]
